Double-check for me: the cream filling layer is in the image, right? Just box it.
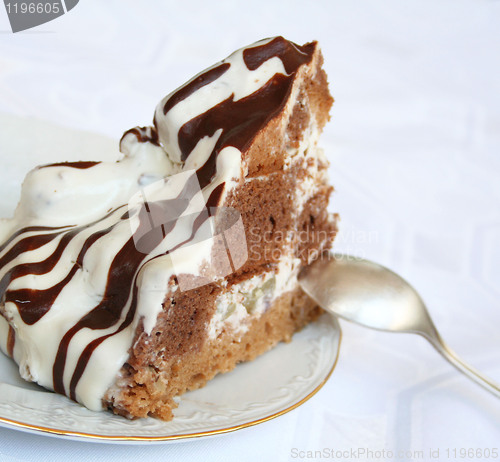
[208,256,302,340]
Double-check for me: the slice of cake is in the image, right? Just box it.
[0,36,336,420]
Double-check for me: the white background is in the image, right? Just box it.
[0,1,499,461]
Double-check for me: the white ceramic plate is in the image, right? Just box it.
[0,314,341,443]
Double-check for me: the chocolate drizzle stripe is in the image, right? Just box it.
[0,225,74,255]
[7,325,15,357]
[120,127,160,147]
[50,225,120,394]
[0,233,62,271]
[2,232,75,282]
[39,162,101,170]
[243,37,315,74]
[7,226,114,326]
[69,284,139,401]
[206,183,225,209]
[0,232,73,314]
[162,63,230,116]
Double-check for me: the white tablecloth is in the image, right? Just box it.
[0,1,499,461]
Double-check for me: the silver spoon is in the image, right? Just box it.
[298,252,500,398]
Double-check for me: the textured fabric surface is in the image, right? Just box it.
[0,1,499,461]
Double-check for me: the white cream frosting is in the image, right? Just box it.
[0,37,317,412]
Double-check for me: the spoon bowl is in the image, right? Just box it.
[298,252,500,398]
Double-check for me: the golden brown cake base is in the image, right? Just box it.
[103,287,322,420]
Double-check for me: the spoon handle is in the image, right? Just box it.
[424,333,500,399]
